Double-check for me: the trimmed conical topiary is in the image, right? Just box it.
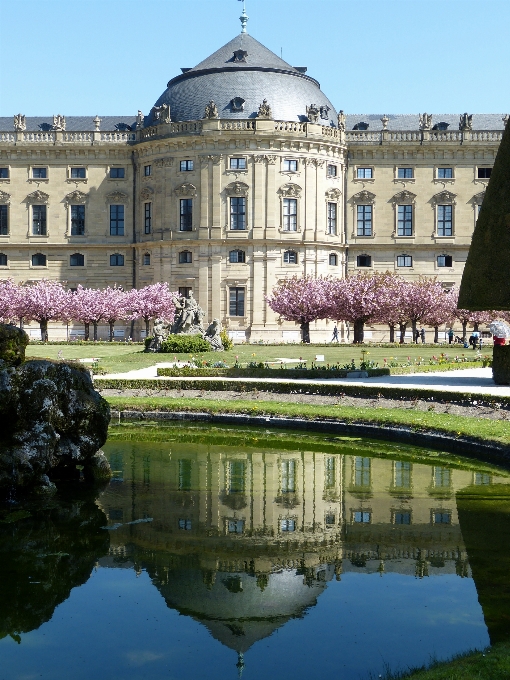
[458,120,510,310]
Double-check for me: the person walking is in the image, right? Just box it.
[420,328,426,343]
[448,328,454,344]
[331,325,339,343]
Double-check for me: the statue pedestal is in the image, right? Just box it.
[492,345,510,384]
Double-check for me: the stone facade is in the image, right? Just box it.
[0,33,506,342]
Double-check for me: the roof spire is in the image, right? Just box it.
[239,0,249,33]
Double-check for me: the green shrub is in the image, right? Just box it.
[144,336,153,351]
[160,334,210,353]
[220,328,234,351]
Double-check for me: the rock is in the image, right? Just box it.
[0,324,29,367]
[0,357,111,496]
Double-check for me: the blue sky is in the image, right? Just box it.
[0,0,508,117]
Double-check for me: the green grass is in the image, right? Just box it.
[375,641,510,679]
[104,397,510,446]
[25,343,486,375]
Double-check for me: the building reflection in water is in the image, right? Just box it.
[98,439,510,661]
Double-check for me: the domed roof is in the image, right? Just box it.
[148,33,337,127]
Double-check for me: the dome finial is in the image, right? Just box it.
[239,0,249,33]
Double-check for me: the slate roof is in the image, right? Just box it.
[345,113,506,131]
[0,116,136,132]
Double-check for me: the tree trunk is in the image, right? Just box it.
[40,319,48,342]
[300,321,310,344]
[353,319,364,344]
[109,321,114,342]
[412,320,418,344]
[145,318,150,338]
[19,317,24,331]
[93,322,98,342]
[473,322,479,332]
[399,323,407,344]
[462,321,468,342]
[434,326,439,343]
[84,323,90,341]
[389,324,395,343]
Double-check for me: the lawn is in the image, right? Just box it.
[25,342,485,376]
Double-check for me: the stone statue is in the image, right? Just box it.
[203,100,219,119]
[153,103,170,124]
[257,99,272,119]
[93,115,101,131]
[52,114,66,131]
[147,317,169,352]
[459,113,473,131]
[419,113,432,131]
[381,114,389,130]
[136,110,144,128]
[306,104,320,124]
[337,110,346,132]
[204,318,224,351]
[13,113,26,132]
[171,291,205,335]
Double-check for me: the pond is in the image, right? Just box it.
[1,424,510,680]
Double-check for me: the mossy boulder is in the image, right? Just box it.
[492,345,510,385]
[458,121,510,310]
[0,324,28,367]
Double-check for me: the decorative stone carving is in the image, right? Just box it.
[320,105,330,120]
[136,110,144,129]
[306,104,320,123]
[503,114,509,128]
[233,49,248,63]
[352,190,376,204]
[225,181,249,197]
[419,113,432,131]
[230,97,245,112]
[472,190,486,205]
[52,115,66,131]
[431,190,457,206]
[337,110,346,132]
[459,113,473,131]
[152,103,170,124]
[0,190,11,204]
[204,319,224,351]
[155,157,174,167]
[257,99,272,119]
[93,115,101,131]
[140,187,154,201]
[326,188,342,201]
[105,191,128,203]
[64,190,87,206]
[254,154,277,164]
[203,100,219,119]
[381,115,389,130]
[391,190,416,205]
[209,154,223,165]
[278,183,302,198]
[13,114,26,132]
[174,182,197,197]
[26,190,50,204]
[170,292,205,336]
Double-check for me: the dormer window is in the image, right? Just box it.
[115,123,132,131]
[432,122,450,131]
[353,122,369,130]
[230,97,246,112]
[233,49,248,63]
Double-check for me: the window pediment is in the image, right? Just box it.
[0,190,10,204]
[326,188,342,201]
[174,182,197,197]
[225,181,249,197]
[391,190,416,205]
[106,191,128,203]
[471,190,485,205]
[140,187,154,201]
[278,183,302,198]
[351,190,375,204]
[431,190,456,206]
[26,190,49,204]
[64,190,87,206]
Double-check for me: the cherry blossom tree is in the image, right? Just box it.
[375,274,410,343]
[0,279,19,324]
[126,283,176,338]
[266,276,332,343]
[404,277,446,344]
[19,280,71,341]
[68,286,104,341]
[423,287,457,343]
[99,286,129,342]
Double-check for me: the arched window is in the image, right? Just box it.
[110,253,124,266]
[0,253,7,266]
[283,250,298,264]
[229,249,246,263]
[396,254,412,267]
[70,253,84,267]
[179,250,192,264]
[143,252,151,265]
[329,253,338,266]
[32,253,46,267]
[356,254,371,267]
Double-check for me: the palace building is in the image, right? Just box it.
[0,9,506,341]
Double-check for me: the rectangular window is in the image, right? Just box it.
[357,205,372,236]
[354,511,371,523]
[144,164,152,176]
[281,519,295,532]
[180,199,192,231]
[32,167,47,179]
[283,159,298,172]
[110,205,124,235]
[329,253,338,266]
[70,205,85,236]
[354,457,370,487]
[477,167,492,179]
[283,250,298,264]
[394,511,411,525]
[109,167,125,179]
[143,253,151,265]
[70,167,86,179]
[230,197,246,230]
[178,459,192,491]
[357,167,373,179]
[144,202,152,234]
[327,202,337,235]
[178,286,192,298]
[179,251,192,264]
[437,205,453,236]
[178,519,192,531]
[0,205,8,235]
[283,198,297,231]
[325,457,335,489]
[0,168,9,179]
[397,254,412,267]
[32,205,47,235]
[230,157,246,170]
[437,167,453,179]
[397,167,413,179]
[228,520,245,534]
[395,461,411,488]
[397,205,413,236]
[357,254,371,267]
[434,512,451,525]
[327,164,337,177]
[229,461,245,494]
[180,160,194,172]
[437,254,453,268]
[229,287,245,316]
[109,253,124,266]
[475,473,492,485]
[434,467,451,488]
